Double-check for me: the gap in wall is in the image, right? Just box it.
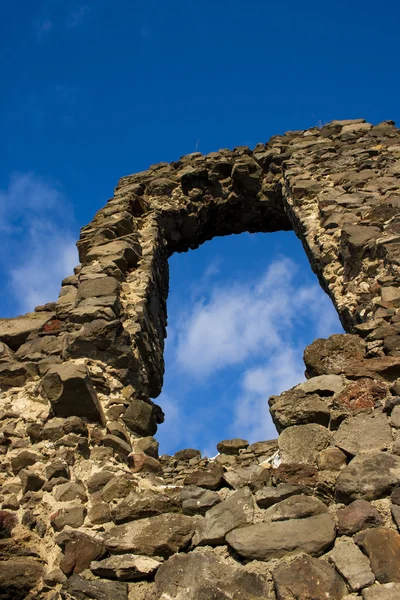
[156,230,344,457]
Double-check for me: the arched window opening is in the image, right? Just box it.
[157,230,343,456]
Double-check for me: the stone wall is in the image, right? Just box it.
[1,119,400,599]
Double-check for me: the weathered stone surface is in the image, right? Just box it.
[58,531,105,575]
[192,487,254,546]
[0,312,53,351]
[355,527,400,583]
[273,554,347,600]
[362,583,400,599]
[317,447,347,471]
[180,486,220,516]
[132,436,159,458]
[262,493,328,522]
[295,374,347,396]
[122,399,157,436]
[332,411,392,456]
[42,362,105,424]
[184,463,224,490]
[269,389,330,432]
[104,513,196,558]
[335,378,388,410]
[11,450,39,474]
[90,554,161,580]
[53,481,87,502]
[64,574,129,600]
[335,453,400,503]
[113,490,181,523]
[0,558,44,599]
[223,464,271,490]
[152,551,273,599]
[337,500,384,535]
[278,423,330,464]
[329,536,375,591]
[304,334,366,378]
[129,453,162,473]
[216,438,249,454]
[77,276,120,300]
[254,484,306,508]
[226,513,336,560]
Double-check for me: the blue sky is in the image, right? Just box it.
[1,0,399,454]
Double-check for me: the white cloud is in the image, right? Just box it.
[0,173,78,314]
[175,257,338,378]
[231,346,306,442]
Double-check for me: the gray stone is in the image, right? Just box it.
[192,487,254,546]
[132,436,159,458]
[226,513,336,560]
[223,464,271,491]
[101,476,136,503]
[391,406,400,428]
[216,438,249,455]
[104,513,196,558]
[269,389,330,432]
[278,423,330,464]
[181,486,220,516]
[362,583,400,599]
[90,554,161,580]
[295,374,347,395]
[122,398,157,436]
[11,450,39,474]
[184,463,224,490]
[273,554,347,600]
[328,536,375,591]
[333,412,392,456]
[0,558,44,598]
[87,470,114,493]
[42,362,105,424]
[88,502,111,525]
[0,312,53,350]
[335,452,400,503]
[53,481,87,502]
[262,494,328,522]
[77,276,120,300]
[65,574,128,600]
[152,551,273,600]
[254,484,304,508]
[113,490,181,523]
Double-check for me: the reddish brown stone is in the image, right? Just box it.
[337,499,383,535]
[59,532,105,575]
[273,463,318,488]
[355,527,400,583]
[335,378,388,410]
[42,319,63,333]
[128,453,162,474]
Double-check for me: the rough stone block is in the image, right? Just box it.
[42,362,105,424]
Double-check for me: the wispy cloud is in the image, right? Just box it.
[231,346,306,442]
[65,5,90,30]
[0,173,78,315]
[175,258,335,378]
[33,17,54,40]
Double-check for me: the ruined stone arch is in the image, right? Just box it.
[1,118,400,598]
